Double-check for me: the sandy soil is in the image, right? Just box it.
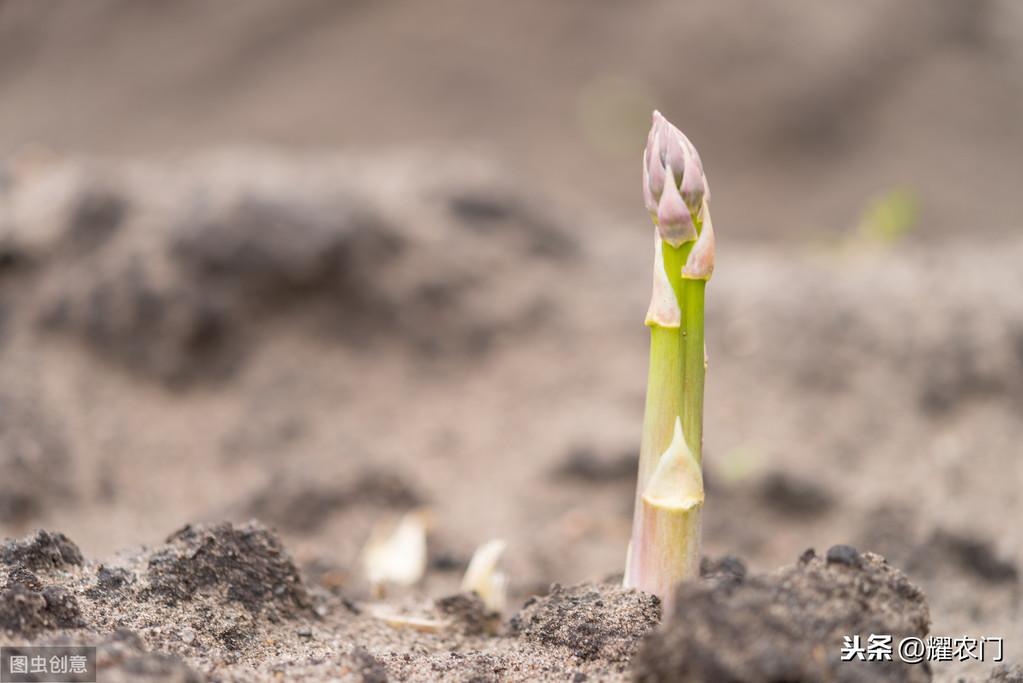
[0,152,1020,681]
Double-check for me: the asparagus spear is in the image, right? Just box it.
[624,111,715,612]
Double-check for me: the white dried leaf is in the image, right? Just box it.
[460,539,508,613]
[361,509,429,589]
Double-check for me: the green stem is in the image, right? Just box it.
[636,326,682,488]
[625,225,711,608]
[681,278,705,463]
[634,241,690,489]
[626,240,705,602]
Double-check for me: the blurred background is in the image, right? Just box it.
[2,0,1022,238]
[0,2,1021,680]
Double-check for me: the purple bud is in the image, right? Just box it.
[646,139,666,203]
[681,207,715,280]
[679,151,705,214]
[642,149,657,214]
[656,172,696,246]
[643,111,708,245]
[663,135,686,187]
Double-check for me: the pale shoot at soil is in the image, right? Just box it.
[625,111,715,612]
[362,509,429,595]
[461,539,509,613]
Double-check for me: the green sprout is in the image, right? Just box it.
[858,187,918,245]
[624,111,715,611]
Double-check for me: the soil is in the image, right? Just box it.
[0,149,1020,681]
[0,526,958,682]
[635,549,931,683]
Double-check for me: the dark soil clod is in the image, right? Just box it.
[40,586,84,628]
[826,544,862,568]
[633,551,931,683]
[144,521,310,617]
[0,583,84,635]
[87,565,135,598]
[4,566,43,592]
[1,530,84,571]
[700,555,747,585]
[436,592,501,636]
[97,565,133,589]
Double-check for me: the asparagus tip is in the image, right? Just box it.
[643,111,708,247]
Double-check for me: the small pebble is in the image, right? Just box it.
[799,548,817,564]
[297,626,313,638]
[826,544,861,567]
[180,628,196,644]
